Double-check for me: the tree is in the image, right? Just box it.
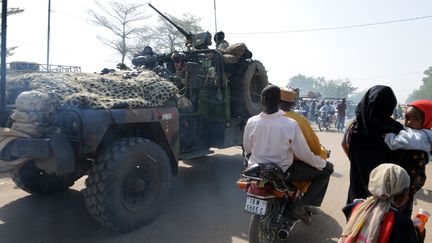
[287,74,357,98]
[349,90,367,104]
[406,66,432,103]
[138,13,203,53]
[287,74,316,96]
[315,78,357,98]
[88,1,148,63]
[0,2,24,56]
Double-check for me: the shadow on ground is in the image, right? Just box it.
[415,188,432,203]
[0,152,250,243]
[287,209,343,243]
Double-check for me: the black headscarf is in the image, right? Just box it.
[355,85,403,135]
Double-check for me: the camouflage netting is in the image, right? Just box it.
[6,70,178,137]
[6,70,178,109]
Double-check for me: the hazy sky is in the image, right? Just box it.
[6,0,432,102]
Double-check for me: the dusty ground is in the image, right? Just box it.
[0,128,430,243]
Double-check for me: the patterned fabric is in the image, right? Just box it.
[7,70,178,109]
[339,164,410,243]
[391,150,427,196]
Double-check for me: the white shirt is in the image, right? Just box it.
[243,110,326,172]
[320,105,333,113]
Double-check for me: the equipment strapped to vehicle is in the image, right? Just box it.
[223,43,253,64]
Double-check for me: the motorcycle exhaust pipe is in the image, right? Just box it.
[277,229,290,240]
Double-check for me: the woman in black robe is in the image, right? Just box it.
[346,85,403,204]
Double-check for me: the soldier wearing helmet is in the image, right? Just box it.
[171,51,187,78]
[142,46,154,56]
[214,31,229,51]
[170,51,193,111]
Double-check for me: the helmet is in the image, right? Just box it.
[214,31,225,42]
[142,46,154,56]
[171,51,187,62]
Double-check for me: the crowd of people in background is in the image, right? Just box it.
[294,97,351,132]
[294,94,409,134]
[244,84,430,242]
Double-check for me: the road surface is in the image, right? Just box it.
[0,129,430,243]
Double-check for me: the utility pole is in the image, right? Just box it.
[1,0,8,125]
[47,0,51,71]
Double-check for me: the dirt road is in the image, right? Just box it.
[0,130,431,243]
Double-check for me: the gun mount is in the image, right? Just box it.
[148,3,212,50]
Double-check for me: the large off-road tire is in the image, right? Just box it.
[83,137,172,232]
[231,60,268,118]
[10,161,76,195]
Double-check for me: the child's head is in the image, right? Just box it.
[405,100,432,129]
[369,163,410,209]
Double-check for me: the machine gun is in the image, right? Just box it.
[148,3,212,50]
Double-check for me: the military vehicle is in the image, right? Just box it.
[0,4,268,231]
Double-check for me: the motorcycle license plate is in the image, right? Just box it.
[244,196,268,215]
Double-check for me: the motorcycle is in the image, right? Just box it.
[316,110,333,131]
[237,162,310,242]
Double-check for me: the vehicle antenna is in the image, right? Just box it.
[213,0,218,33]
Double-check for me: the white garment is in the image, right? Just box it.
[243,110,326,172]
[384,127,432,159]
[319,105,334,114]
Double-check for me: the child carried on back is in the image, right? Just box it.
[385,100,432,160]
[384,99,432,216]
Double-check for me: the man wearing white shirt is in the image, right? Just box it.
[243,85,334,214]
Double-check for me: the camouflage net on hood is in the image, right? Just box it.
[6,70,178,109]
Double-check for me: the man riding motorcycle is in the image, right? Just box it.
[243,85,334,223]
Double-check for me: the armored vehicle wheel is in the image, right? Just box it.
[231,60,268,118]
[83,137,172,232]
[10,161,76,195]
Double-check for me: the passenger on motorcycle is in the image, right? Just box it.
[243,85,334,223]
[319,101,335,116]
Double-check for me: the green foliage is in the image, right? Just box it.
[316,78,357,98]
[287,75,357,98]
[0,3,24,57]
[287,74,316,96]
[406,66,432,103]
[348,90,367,104]
[0,0,24,16]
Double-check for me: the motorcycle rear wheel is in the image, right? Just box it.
[249,214,278,243]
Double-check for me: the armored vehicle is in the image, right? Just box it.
[0,4,268,231]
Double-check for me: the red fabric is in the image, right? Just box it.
[411,99,432,128]
[378,210,395,243]
[351,202,395,243]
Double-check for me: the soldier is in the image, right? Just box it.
[141,46,154,56]
[214,31,229,51]
[170,51,193,112]
[132,46,158,70]
[170,51,188,89]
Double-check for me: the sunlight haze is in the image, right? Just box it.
[6,0,432,102]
